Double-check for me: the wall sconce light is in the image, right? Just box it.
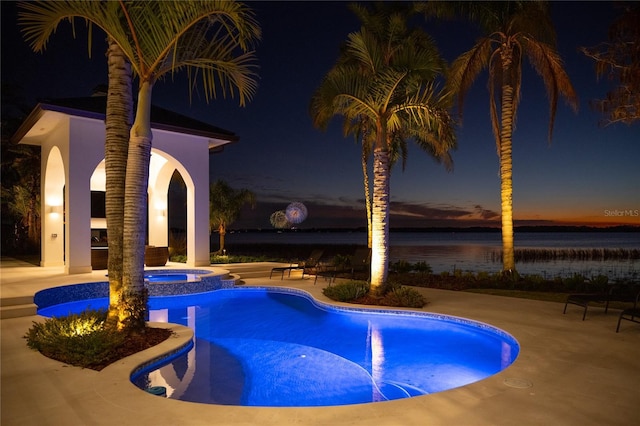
[47,205,62,216]
[157,208,167,218]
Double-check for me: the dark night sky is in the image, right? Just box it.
[2,1,638,229]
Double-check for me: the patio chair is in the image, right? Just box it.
[321,247,371,285]
[616,287,640,332]
[270,249,324,280]
[563,281,638,321]
[348,247,371,276]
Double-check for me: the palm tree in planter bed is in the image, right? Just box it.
[310,3,456,295]
[19,0,260,331]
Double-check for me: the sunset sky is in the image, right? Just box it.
[2,1,638,229]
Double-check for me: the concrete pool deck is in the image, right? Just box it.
[1,258,639,425]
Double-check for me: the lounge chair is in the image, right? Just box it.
[321,247,371,285]
[347,247,371,278]
[616,287,640,332]
[270,249,324,280]
[564,281,638,321]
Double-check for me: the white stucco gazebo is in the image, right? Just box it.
[12,95,237,274]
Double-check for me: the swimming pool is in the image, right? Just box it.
[38,286,519,407]
[145,272,201,283]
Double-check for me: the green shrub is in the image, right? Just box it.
[590,274,609,287]
[24,309,126,369]
[382,286,427,308]
[323,280,369,302]
[390,260,413,273]
[413,261,432,274]
[170,254,187,263]
[476,271,491,281]
[563,273,586,291]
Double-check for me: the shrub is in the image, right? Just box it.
[413,261,432,274]
[168,231,187,257]
[24,309,126,369]
[170,254,187,263]
[590,274,609,287]
[390,260,413,273]
[381,286,427,308]
[322,280,369,302]
[563,273,586,291]
[476,271,491,281]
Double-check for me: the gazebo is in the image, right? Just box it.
[12,93,237,274]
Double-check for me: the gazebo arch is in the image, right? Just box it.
[42,146,65,267]
[12,95,237,274]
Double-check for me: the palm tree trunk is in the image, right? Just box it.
[499,82,516,273]
[122,80,153,332]
[362,146,372,249]
[27,173,40,245]
[105,38,132,328]
[370,149,391,294]
[218,224,226,253]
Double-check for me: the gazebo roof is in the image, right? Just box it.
[12,95,239,148]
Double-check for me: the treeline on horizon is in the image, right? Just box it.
[228,225,640,233]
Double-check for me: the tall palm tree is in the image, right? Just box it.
[104,37,133,327]
[19,0,260,331]
[209,180,256,254]
[310,5,456,294]
[446,1,578,274]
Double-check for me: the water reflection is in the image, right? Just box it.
[391,245,638,278]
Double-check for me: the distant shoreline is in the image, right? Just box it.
[225,225,640,234]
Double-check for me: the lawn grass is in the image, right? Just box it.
[463,289,569,303]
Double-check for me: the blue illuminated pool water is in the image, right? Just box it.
[145,273,196,282]
[38,287,519,407]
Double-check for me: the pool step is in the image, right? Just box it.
[0,296,37,319]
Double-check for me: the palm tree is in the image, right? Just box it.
[446,1,578,274]
[310,4,456,294]
[19,0,260,331]
[209,180,256,254]
[104,37,133,328]
[352,113,414,251]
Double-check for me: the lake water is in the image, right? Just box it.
[224,231,639,279]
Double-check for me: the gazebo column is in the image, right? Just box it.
[185,143,211,267]
[188,178,210,267]
[64,179,92,274]
[64,119,100,274]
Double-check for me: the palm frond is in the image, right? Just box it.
[447,37,493,116]
[18,1,133,63]
[488,51,502,154]
[522,36,579,141]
